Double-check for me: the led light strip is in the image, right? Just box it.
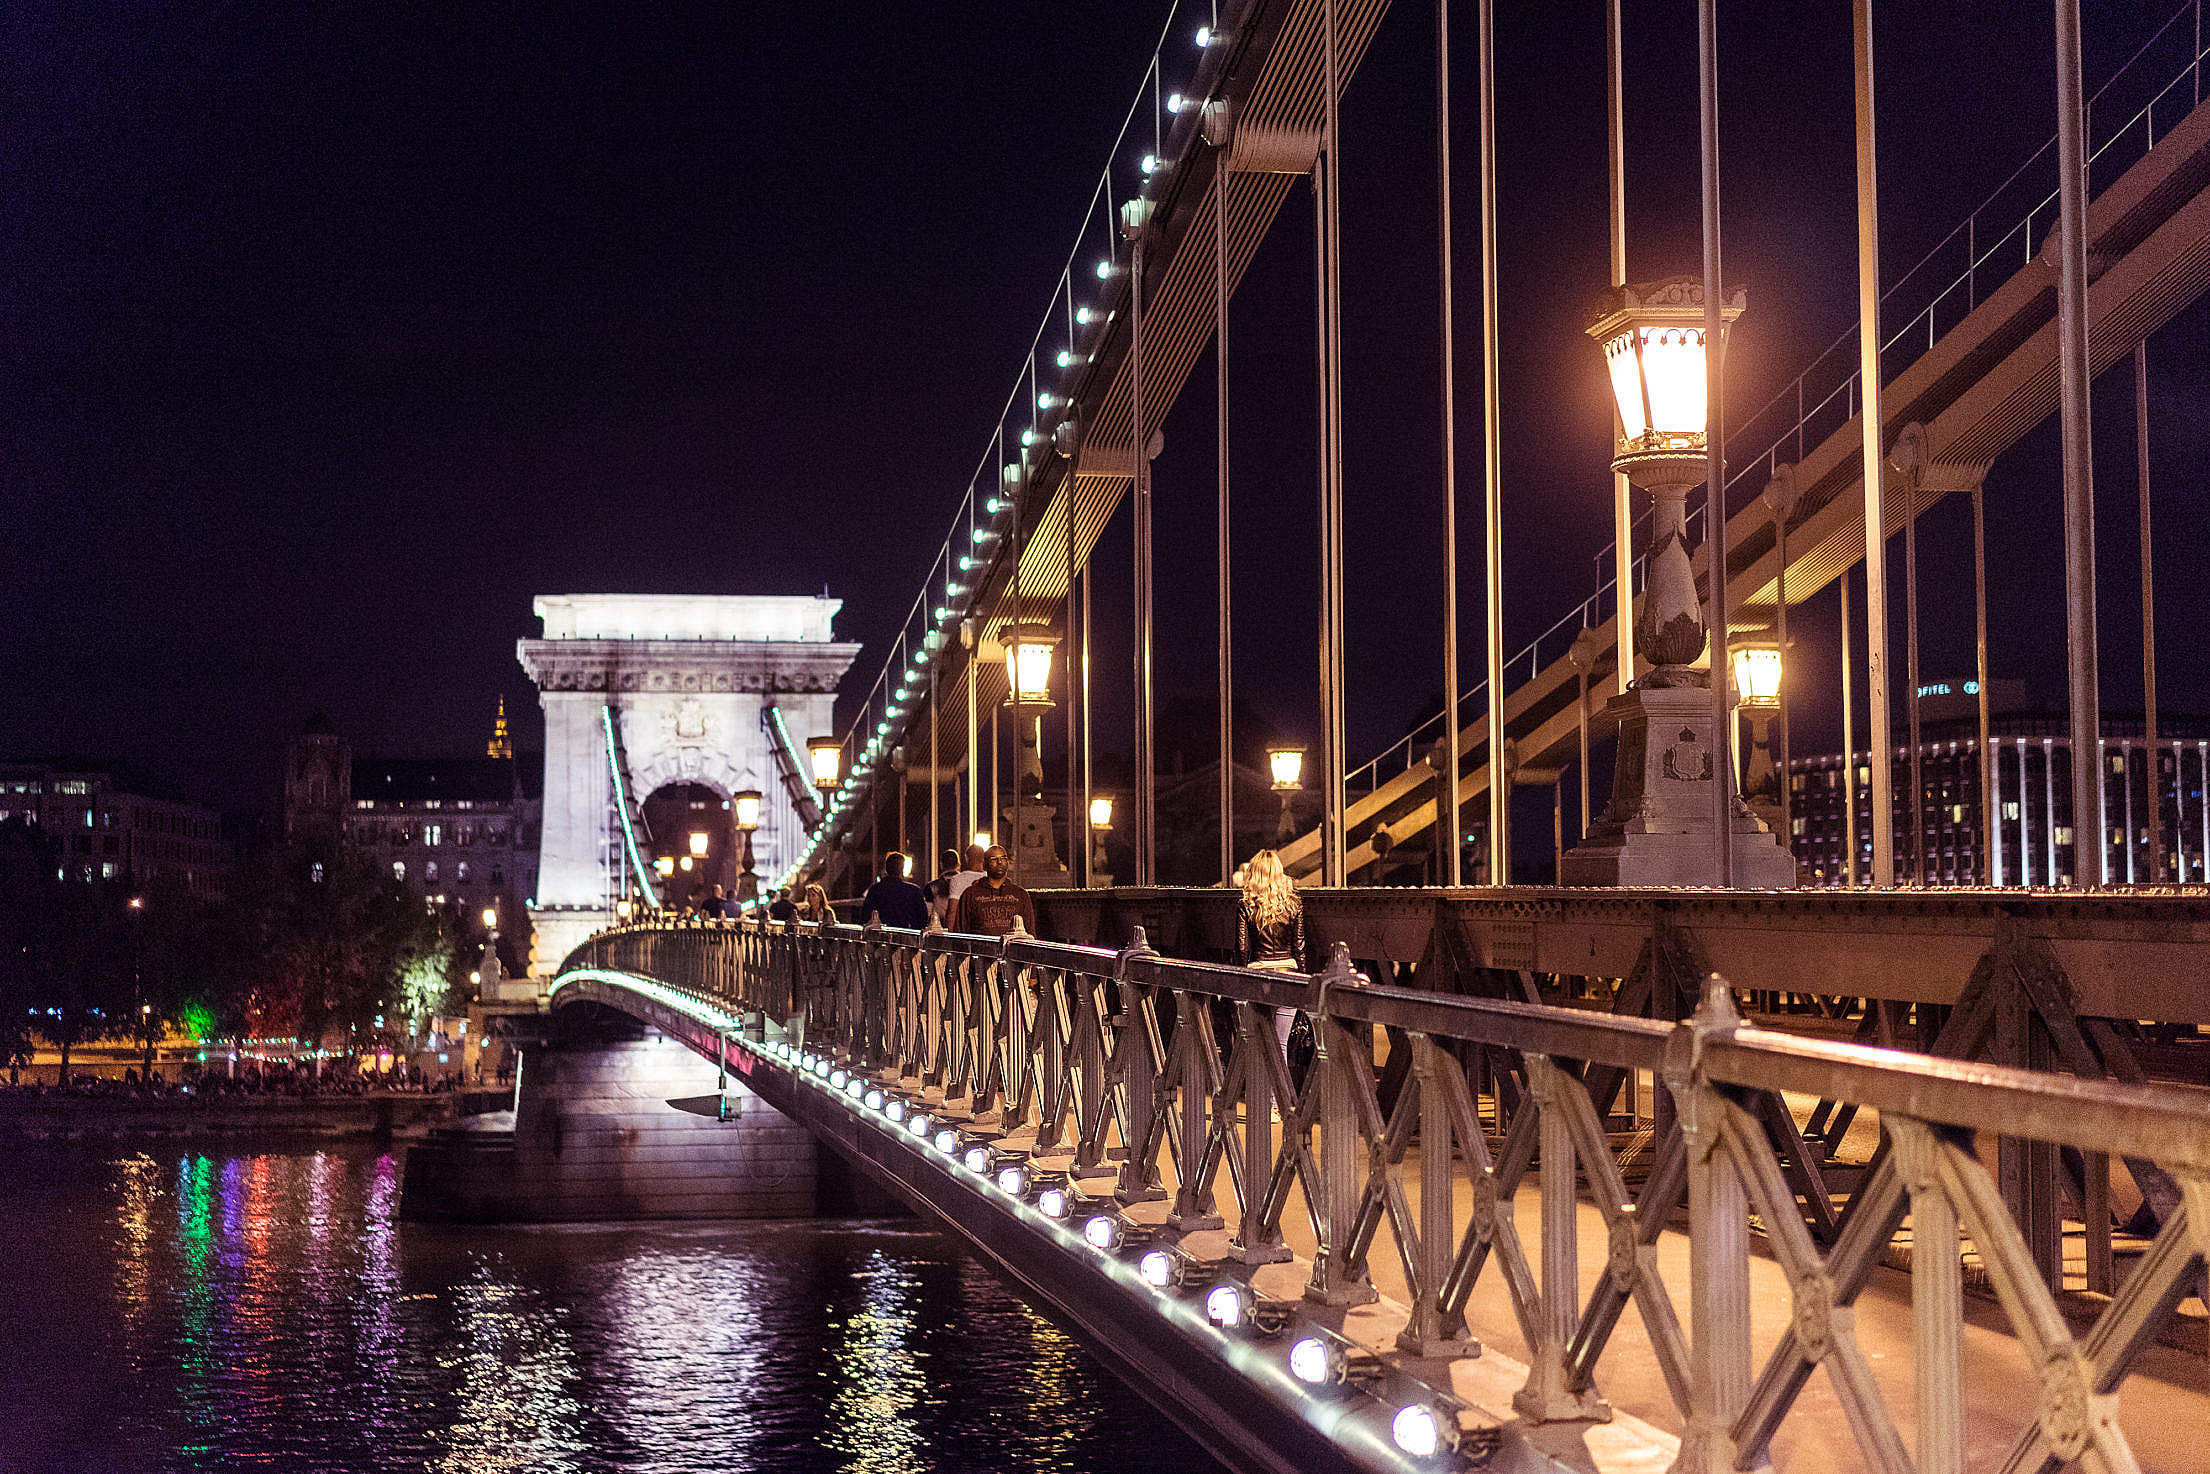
[601,705,661,910]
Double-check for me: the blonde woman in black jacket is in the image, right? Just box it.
[1237,849,1304,1057]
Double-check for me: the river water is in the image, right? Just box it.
[0,1142,1222,1474]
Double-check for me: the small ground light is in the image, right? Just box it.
[830,1069,846,1088]
[1036,1187,1069,1219]
[1203,1282,1255,1331]
[963,1146,992,1173]
[996,1164,1030,1197]
[907,1113,931,1136]
[1139,1248,1188,1291]
[865,1089,885,1110]
[1288,1337,1347,1388]
[932,1128,958,1154]
[1083,1214,1125,1251]
[1391,1403,1458,1460]
[845,1078,864,1098]
[886,1100,906,1123]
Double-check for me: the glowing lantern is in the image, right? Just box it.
[733,790,763,831]
[807,736,843,790]
[1268,745,1305,792]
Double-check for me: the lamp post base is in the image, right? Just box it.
[1004,799,1071,888]
[1562,685,1795,889]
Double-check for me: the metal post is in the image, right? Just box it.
[1905,471,1924,883]
[1854,0,1896,887]
[929,665,941,878]
[1317,0,1348,888]
[1438,0,1464,886]
[965,621,979,845]
[1841,570,1857,887]
[1700,0,1732,887]
[1974,482,1996,883]
[2055,0,2105,885]
[1068,481,1081,885]
[1217,169,1236,887]
[1607,0,1633,699]
[1132,231,1157,887]
[2136,339,2160,883]
[1082,567,1095,886]
[1479,0,1508,885]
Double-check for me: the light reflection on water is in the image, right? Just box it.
[0,1143,1220,1474]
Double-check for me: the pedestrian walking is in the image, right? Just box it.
[768,887,797,924]
[947,845,1036,938]
[923,847,963,925]
[858,851,931,930]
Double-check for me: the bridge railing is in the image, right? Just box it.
[564,917,2207,1468]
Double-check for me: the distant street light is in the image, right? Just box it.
[1732,637,1786,832]
[1268,745,1305,844]
[807,736,844,790]
[1087,793,1114,888]
[481,905,499,932]
[732,789,763,902]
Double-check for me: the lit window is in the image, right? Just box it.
[456,861,470,881]
[1951,804,1965,823]
[1791,818,1806,836]
[2003,800,2021,820]
[311,862,324,883]
[425,824,442,847]
[2111,754,2126,774]
[2053,826,2075,846]
[1856,765,1870,784]
[100,861,117,879]
[425,861,438,883]
[394,861,406,882]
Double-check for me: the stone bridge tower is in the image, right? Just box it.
[518,594,858,977]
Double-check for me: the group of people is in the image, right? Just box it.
[856,843,1038,937]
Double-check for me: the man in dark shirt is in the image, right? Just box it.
[858,852,931,930]
[947,845,1037,938]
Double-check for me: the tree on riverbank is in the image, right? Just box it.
[224,843,454,1048]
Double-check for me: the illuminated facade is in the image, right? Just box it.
[517,594,859,976]
[0,762,231,893]
[282,706,542,965]
[1788,681,2210,886]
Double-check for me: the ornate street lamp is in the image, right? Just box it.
[1562,277,1793,889]
[687,830,710,858]
[1002,623,1068,885]
[807,735,843,791]
[1592,276,1742,682]
[732,789,763,902]
[1731,638,1786,834]
[1087,793,1115,888]
[1268,744,1304,844]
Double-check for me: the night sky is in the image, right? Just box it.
[8,2,2210,822]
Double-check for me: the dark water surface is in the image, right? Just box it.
[0,1143,1222,1474]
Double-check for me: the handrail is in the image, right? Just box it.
[560,917,2210,1470]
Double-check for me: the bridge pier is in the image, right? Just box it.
[403,1002,835,1222]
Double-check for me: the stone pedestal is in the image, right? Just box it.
[528,905,607,982]
[1004,799,1071,888]
[1562,684,1794,889]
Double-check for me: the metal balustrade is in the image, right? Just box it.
[557,918,2209,1471]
